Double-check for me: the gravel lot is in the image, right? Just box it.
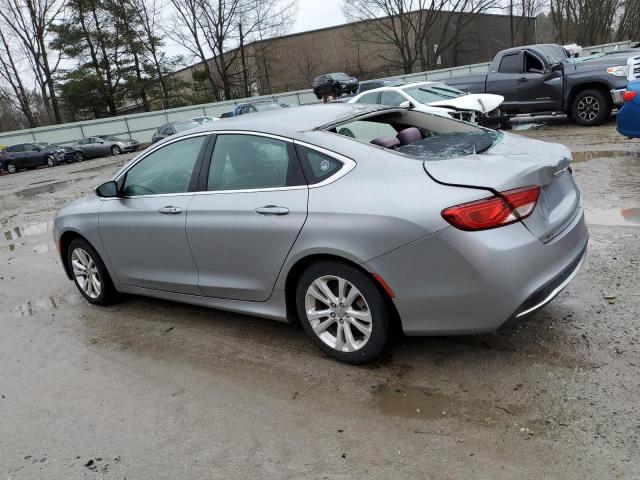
[1,121,638,479]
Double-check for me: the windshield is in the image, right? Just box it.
[332,73,350,80]
[404,83,466,103]
[174,121,200,132]
[535,45,568,65]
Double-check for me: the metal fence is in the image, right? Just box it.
[0,40,634,146]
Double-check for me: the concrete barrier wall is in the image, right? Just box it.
[0,40,633,146]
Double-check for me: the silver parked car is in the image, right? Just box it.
[73,136,140,159]
[53,104,588,364]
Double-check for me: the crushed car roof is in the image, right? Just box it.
[187,103,396,139]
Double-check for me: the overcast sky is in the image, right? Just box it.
[166,0,347,61]
[292,0,345,33]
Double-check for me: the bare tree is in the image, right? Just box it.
[617,0,640,41]
[0,0,64,123]
[168,0,221,100]
[0,30,38,127]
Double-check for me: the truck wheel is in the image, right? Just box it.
[572,89,610,126]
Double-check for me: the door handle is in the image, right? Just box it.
[159,206,182,215]
[255,205,289,215]
[518,77,528,83]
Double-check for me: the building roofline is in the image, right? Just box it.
[173,9,535,76]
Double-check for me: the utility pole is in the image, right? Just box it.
[509,0,515,46]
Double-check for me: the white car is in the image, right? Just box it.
[191,115,220,124]
[348,81,504,125]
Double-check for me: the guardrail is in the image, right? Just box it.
[0,40,634,146]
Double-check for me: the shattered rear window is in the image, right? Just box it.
[395,131,502,160]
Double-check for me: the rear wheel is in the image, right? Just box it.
[67,238,117,306]
[572,89,610,126]
[46,155,56,167]
[6,161,17,174]
[296,260,390,364]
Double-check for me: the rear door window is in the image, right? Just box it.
[206,134,305,191]
[357,92,380,104]
[380,91,407,106]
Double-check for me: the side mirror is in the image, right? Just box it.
[34,147,41,152]
[95,180,119,198]
[399,100,415,109]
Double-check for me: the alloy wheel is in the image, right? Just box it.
[6,163,16,174]
[71,247,102,299]
[74,152,83,162]
[112,146,121,155]
[46,155,55,167]
[304,275,373,352]
[577,96,599,122]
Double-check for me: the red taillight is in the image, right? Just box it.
[442,186,540,231]
[623,90,637,102]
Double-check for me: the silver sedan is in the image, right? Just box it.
[53,104,588,364]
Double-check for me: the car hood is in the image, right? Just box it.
[428,93,504,113]
[567,50,640,69]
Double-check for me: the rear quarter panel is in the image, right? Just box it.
[273,132,491,290]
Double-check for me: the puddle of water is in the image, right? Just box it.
[586,207,640,226]
[375,385,523,422]
[571,150,637,163]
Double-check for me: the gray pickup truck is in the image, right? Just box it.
[444,43,640,126]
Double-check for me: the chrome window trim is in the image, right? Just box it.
[105,130,356,200]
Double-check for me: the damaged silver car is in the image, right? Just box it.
[53,104,588,364]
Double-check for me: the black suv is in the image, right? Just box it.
[0,142,77,174]
[312,73,359,99]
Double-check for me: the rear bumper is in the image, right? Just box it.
[611,88,626,107]
[363,209,588,335]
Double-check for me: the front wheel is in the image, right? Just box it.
[572,89,610,126]
[68,238,117,306]
[296,260,391,364]
[74,151,84,162]
[46,155,56,167]
[111,145,121,156]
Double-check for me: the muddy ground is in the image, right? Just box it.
[0,120,638,479]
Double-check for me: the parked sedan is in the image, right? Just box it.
[0,142,74,173]
[72,136,139,159]
[54,104,587,364]
[616,80,640,138]
[151,120,201,144]
[349,81,505,126]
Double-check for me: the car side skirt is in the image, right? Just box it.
[115,284,290,322]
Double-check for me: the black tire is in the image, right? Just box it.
[74,151,84,162]
[111,145,121,156]
[46,155,57,167]
[572,89,610,126]
[296,260,391,364]
[6,161,18,174]
[315,92,322,100]
[67,237,117,306]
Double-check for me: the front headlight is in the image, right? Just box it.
[607,65,629,77]
[55,149,65,153]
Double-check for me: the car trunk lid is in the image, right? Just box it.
[410,131,580,242]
